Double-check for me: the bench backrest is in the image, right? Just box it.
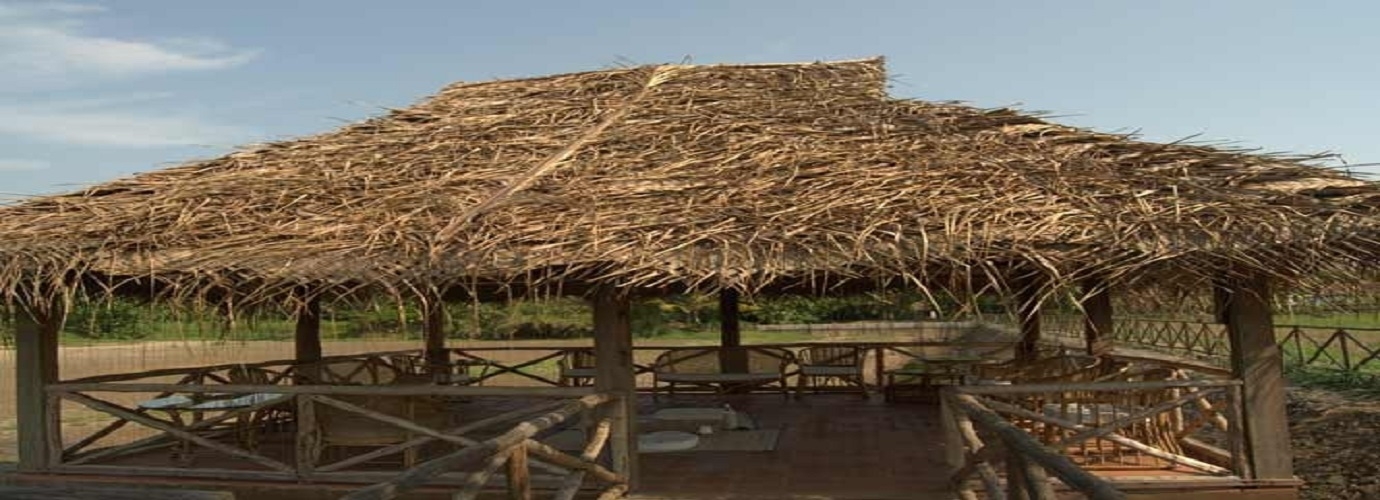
[654,346,794,374]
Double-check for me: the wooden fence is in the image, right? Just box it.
[1044,316,1380,379]
[42,354,628,499]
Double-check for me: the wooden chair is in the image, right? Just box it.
[558,348,597,387]
[653,346,794,399]
[223,365,290,450]
[387,354,434,385]
[795,345,868,398]
[308,394,446,468]
[303,357,399,385]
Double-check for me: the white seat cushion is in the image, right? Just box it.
[188,393,288,410]
[137,395,193,410]
[638,431,700,453]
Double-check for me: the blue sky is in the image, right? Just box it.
[2,0,1377,199]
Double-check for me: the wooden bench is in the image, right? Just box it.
[652,346,794,399]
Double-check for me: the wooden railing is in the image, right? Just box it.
[941,379,1248,499]
[342,393,627,500]
[45,367,605,489]
[1044,316,1380,379]
[452,341,1016,392]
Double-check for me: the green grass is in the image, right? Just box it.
[1276,312,1380,329]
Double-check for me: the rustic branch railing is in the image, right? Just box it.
[941,379,1247,499]
[341,392,627,500]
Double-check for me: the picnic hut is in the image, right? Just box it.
[2,57,1378,499]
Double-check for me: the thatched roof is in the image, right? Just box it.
[0,57,1376,304]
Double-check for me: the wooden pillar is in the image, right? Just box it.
[593,286,639,489]
[1213,284,1232,324]
[1220,271,1293,480]
[423,302,449,369]
[719,289,741,348]
[15,300,63,471]
[1081,278,1113,356]
[1014,277,1043,361]
[294,294,322,363]
[718,289,748,374]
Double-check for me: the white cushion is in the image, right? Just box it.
[137,395,193,410]
[188,393,288,410]
[638,431,700,453]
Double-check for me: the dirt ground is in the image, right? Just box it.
[1289,387,1380,500]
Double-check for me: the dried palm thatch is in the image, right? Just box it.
[0,57,1376,307]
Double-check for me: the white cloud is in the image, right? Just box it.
[0,159,51,171]
[0,102,254,147]
[0,3,257,89]
[0,4,259,148]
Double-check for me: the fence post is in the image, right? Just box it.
[1223,384,1251,479]
[1337,329,1352,371]
[506,445,531,500]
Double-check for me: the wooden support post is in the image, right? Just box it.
[593,286,638,490]
[1213,283,1232,325]
[1220,271,1293,480]
[719,288,741,348]
[940,393,965,472]
[294,294,322,364]
[424,302,449,370]
[15,300,63,472]
[719,288,748,374]
[1014,276,1043,361]
[295,395,317,478]
[505,445,532,500]
[1081,278,1113,356]
[1006,453,1031,500]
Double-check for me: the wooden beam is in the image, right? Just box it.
[15,300,62,471]
[294,294,322,363]
[592,286,639,490]
[506,444,532,500]
[1220,271,1293,479]
[423,302,448,369]
[1013,275,1043,361]
[719,289,741,348]
[1212,283,1232,325]
[1081,277,1114,356]
[719,289,748,374]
